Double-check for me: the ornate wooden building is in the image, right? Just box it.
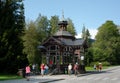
[39,17,87,74]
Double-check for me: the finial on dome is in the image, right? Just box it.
[58,10,68,26]
[62,10,64,20]
[61,10,65,21]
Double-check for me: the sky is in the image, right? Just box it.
[24,0,120,39]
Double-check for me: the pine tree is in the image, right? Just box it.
[0,0,26,73]
[81,25,86,39]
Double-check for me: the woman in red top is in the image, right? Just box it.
[25,65,31,81]
[40,63,45,77]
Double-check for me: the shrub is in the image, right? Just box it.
[102,61,111,66]
[90,61,110,66]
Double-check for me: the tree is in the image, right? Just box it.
[81,25,91,40]
[35,14,49,41]
[81,25,86,39]
[23,14,49,65]
[85,47,93,66]
[23,21,41,64]
[35,15,50,64]
[67,18,77,36]
[81,26,92,66]
[93,20,120,65]
[49,15,59,35]
[86,29,91,39]
[0,0,27,73]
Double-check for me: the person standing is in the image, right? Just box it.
[25,65,31,81]
[32,64,35,75]
[68,63,72,75]
[74,63,79,76]
[99,63,102,72]
[96,64,99,71]
[40,63,45,77]
[49,59,53,72]
[44,64,49,75]
[94,64,96,71]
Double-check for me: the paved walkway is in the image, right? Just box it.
[0,75,75,83]
[0,66,119,83]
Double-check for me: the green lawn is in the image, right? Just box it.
[0,74,22,81]
[85,66,109,71]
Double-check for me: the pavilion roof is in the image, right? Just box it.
[60,38,84,46]
[54,30,73,37]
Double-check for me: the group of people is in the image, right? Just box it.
[40,63,49,77]
[25,62,79,80]
[68,63,79,75]
[25,63,49,81]
[94,63,102,72]
[25,62,103,81]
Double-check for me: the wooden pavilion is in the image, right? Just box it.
[39,17,87,74]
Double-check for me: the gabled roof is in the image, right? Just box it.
[60,39,73,45]
[41,36,85,47]
[41,35,85,47]
[73,39,85,45]
[41,36,65,46]
[61,38,84,46]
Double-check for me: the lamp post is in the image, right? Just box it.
[81,55,84,65]
[81,55,84,60]
[80,55,85,73]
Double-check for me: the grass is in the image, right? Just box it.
[85,66,109,71]
[0,74,23,81]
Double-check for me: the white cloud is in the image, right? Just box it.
[89,29,98,39]
[75,33,82,38]
[75,29,98,39]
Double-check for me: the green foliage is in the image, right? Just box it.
[90,61,110,66]
[36,14,49,41]
[0,0,27,74]
[102,61,111,66]
[81,25,91,40]
[92,20,120,65]
[23,21,41,64]
[81,26,92,66]
[49,15,59,35]
[85,47,93,66]
[82,25,86,39]
[23,15,50,65]
[67,18,77,36]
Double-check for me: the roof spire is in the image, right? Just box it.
[61,10,65,21]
